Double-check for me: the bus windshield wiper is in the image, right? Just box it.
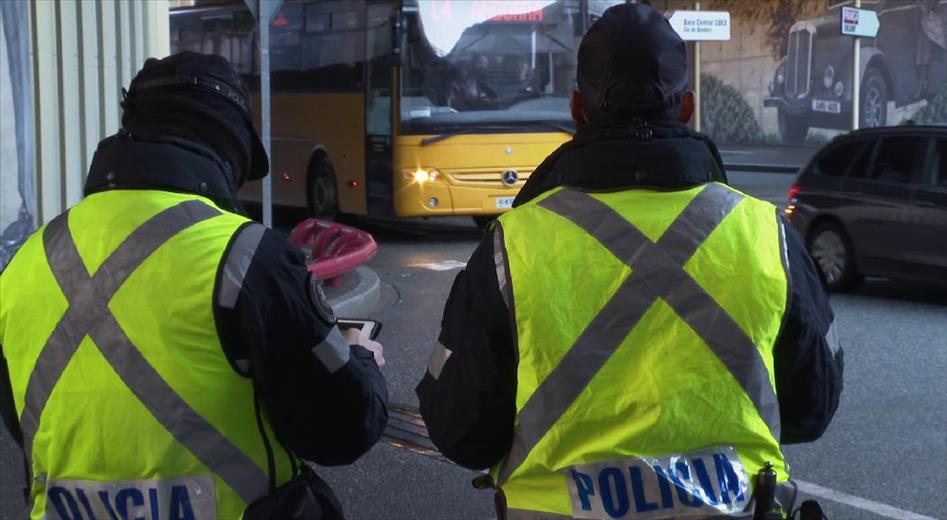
[420,122,573,146]
[530,120,575,134]
[420,128,477,146]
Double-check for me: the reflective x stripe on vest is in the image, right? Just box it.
[19,200,269,504]
[497,183,781,485]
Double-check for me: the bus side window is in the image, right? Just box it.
[366,3,394,60]
[367,90,392,137]
[366,3,395,137]
[169,9,256,77]
[306,12,329,34]
[270,4,304,72]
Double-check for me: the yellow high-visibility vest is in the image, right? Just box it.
[0,190,294,519]
[491,183,790,519]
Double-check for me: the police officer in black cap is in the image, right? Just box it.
[0,52,387,519]
[417,4,842,519]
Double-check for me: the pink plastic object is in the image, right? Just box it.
[289,219,378,287]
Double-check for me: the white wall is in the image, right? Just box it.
[29,0,170,224]
[1,10,20,235]
[2,0,37,269]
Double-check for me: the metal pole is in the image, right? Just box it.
[694,40,701,132]
[260,0,272,228]
[694,1,701,132]
[579,0,588,38]
[531,29,537,69]
[548,52,554,94]
[852,0,860,131]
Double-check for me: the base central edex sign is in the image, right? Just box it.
[668,11,731,42]
[840,6,880,38]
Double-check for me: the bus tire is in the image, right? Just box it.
[307,158,338,220]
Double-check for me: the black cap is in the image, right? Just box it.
[577,3,688,119]
[127,52,268,181]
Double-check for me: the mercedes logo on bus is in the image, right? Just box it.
[502,169,519,186]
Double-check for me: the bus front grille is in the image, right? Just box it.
[444,168,534,186]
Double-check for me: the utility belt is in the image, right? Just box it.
[244,464,344,520]
[242,345,345,519]
[485,447,820,520]
[42,466,344,520]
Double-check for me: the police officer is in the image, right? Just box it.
[417,5,843,519]
[0,52,388,519]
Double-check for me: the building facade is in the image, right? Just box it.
[1,0,169,268]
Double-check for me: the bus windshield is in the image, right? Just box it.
[400,0,581,135]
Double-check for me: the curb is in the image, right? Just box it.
[328,266,381,318]
[724,163,801,174]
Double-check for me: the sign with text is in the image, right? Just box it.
[668,11,731,41]
[840,6,880,38]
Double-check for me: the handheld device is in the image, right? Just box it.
[337,318,383,340]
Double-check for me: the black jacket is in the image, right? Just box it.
[416,123,844,470]
[0,135,388,471]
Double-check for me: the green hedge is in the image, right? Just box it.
[908,86,947,124]
[700,73,765,143]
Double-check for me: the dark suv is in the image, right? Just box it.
[786,125,947,290]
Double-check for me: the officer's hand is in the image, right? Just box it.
[342,328,385,368]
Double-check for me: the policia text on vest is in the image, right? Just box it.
[568,447,749,518]
[486,183,792,518]
[1,191,296,519]
[46,476,212,520]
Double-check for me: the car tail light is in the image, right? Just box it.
[784,184,799,219]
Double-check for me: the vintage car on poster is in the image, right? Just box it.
[764,0,947,143]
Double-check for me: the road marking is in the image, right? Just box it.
[410,260,467,271]
[795,480,938,520]
[380,408,937,520]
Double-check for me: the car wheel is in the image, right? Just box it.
[308,158,338,220]
[778,109,809,144]
[859,68,888,128]
[807,222,858,292]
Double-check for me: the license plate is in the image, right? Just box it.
[495,197,515,209]
[812,99,841,113]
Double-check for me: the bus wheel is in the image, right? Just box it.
[308,158,338,220]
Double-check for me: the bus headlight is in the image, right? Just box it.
[834,81,844,97]
[776,67,785,86]
[405,168,440,184]
[823,66,834,89]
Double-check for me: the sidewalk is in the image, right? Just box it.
[718,144,819,173]
[324,266,381,318]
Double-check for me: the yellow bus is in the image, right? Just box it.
[170,1,617,225]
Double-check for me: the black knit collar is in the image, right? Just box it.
[84,132,241,211]
[514,121,728,207]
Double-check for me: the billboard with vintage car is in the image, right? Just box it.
[688,0,947,145]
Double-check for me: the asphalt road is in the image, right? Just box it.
[2,171,945,520]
